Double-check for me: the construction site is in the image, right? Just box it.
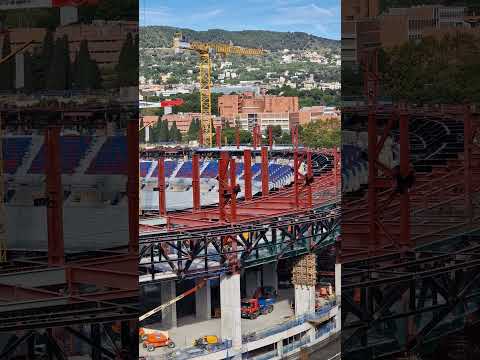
[138,33,341,359]
[340,46,480,359]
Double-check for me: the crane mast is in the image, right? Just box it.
[173,32,265,147]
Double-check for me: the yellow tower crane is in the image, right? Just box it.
[173,32,265,147]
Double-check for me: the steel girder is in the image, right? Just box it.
[341,230,480,360]
[139,205,340,282]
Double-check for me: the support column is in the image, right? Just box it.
[127,120,139,255]
[192,154,200,212]
[46,126,64,266]
[161,281,177,328]
[243,149,252,201]
[294,285,315,316]
[335,263,341,331]
[216,126,222,148]
[220,273,242,351]
[262,262,278,293]
[195,278,211,321]
[91,324,101,360]
[261,146,269,197]
[158,157,166,216]
[245,270,261,297]
[277,340,284,357]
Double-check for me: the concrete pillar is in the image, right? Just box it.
[294,285,315,316]
[220,273,242,351]
[245,270,261,297]
[262,262,278,292]
[277,340,284,357]
[161,281,177,328]
[15,53,24,89]
[335,263,341,331]
[196,278,211,321]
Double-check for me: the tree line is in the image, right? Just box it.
[0,31,138,92]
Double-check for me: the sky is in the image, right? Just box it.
[139,0,340,40]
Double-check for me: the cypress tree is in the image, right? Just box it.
[159,119,169,142]
[117,32,136,87]
[23,52,34,94]
[46,38,68,90]
[170,122,181,142]
[63,36,71,90]
[73,39,99,89]
[0,33,14,90]
[40,31,54,88]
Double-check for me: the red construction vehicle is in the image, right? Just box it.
[241,298,274,319]
[142,331,175,352]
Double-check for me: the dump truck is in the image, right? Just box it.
[241,297,274,319]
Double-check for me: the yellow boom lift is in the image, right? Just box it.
[173,32,265,147]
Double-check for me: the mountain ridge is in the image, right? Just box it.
[140,26,339,51]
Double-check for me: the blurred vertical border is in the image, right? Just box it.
[341,1,480,359]
[0,1,139,359]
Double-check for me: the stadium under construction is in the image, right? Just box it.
[138,140,342,359]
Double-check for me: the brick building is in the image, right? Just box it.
[218,93,299,132]
[0,21,137,67]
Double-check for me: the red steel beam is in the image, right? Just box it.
[294,150,300,208]
[230,158,237,222]
[261,146,269,198]
[46,126,64,266]
[367,106,378,254]
[192,154,201,212]
[465,105,473,223]
[158,157,166,216]
[307,150,313,208]
[127,120,139,256]
[244,149,252,201]
[399,106,411,250]
[218,152,229,222]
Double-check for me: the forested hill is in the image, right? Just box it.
[140,26,339,51]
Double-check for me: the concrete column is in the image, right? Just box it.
[15,53,24,89]
[262,262,278,292]
[220,273,242,351]
[294,285,315,316]
[277,340,284,357]
[335,263,341,331]
[161,281,177,328]
[195,278,211,321]
[245,270,261,297]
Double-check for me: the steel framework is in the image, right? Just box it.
[0,107,139,359]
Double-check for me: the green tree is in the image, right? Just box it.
[117,32,137,87]
[300,120,340,148]
[46,37,68,90]
[158,119,169,142]
[73,39,100,89]
[169,121,182,142]
[0,32,14,90]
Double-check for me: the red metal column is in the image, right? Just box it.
[268,126,273,151]
[127,120,139,256]
[230,158,237,222]
[218,152,229,222]
[235,127,240,149]
[307,150,313,208]
[216,126,221,148]
[464,105,473,224]
[192,154,200,212]
[157,157,166,216]
[261,146,269,198]
[46,126,64,266]
[367,107,378,254]
[399,106,411,250]
[294,150,300,208]
[253,125,258,149]
[243,149,252,201]
[291,126,299,149]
